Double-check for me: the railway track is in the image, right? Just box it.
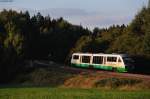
[35,61,150,80]
[61,65,150,80]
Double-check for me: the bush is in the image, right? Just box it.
[95,77,142,89]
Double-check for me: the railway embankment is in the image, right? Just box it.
[6,61,149,90]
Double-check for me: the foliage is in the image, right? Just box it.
[14,67,74,87]
[73,7,150,57]
[0,10,90,82]
[95,78,142,89]
[109,8,150,56]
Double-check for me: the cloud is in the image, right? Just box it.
[65,12,133,30]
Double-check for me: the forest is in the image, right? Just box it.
[0,7,150,83]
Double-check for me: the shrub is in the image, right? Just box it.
[95,77,142,89]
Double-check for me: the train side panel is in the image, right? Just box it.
[71,53,131,72]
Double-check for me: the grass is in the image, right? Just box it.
[1,65,149,99]
[12,65,150,90]
[14,67,75,87]
[0,87,150,99]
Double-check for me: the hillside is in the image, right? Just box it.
[9,62,150,90]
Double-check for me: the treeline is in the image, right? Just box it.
[0,9,90,82]
[71,7,150,58]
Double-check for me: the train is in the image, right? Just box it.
[71,53,135,72]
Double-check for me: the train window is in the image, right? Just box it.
[73,55,79,60]
[107,57,117,62]
[118,58,122,62]
[82,56,90,63]
[93,56,103,64]
[123,57,134,64]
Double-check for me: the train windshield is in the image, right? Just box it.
[123,57,134,64]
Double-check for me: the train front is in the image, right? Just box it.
[122,55,135,72]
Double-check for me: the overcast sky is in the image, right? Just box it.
[0,0,148,30]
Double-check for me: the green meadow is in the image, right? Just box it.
[0,87,150,99]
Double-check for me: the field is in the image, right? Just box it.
[0,87,150,99]
[0,62,150,99]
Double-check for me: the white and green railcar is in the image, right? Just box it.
[71,53,134,72]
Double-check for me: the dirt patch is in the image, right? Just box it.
[62,67,150,90]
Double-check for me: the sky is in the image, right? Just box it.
[0,0,149,30]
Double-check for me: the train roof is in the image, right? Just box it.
[72,53,129,57]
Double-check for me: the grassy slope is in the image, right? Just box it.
[1,63,150,99]
[12,63,150,90]
[0,88,150,99]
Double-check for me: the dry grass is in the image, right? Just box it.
[63,72,150,90]
[12,64,150,90]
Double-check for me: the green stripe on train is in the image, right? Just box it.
[71,63,127,72]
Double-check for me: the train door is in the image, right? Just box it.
[117,57,123,67]
[103,56,106,65]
